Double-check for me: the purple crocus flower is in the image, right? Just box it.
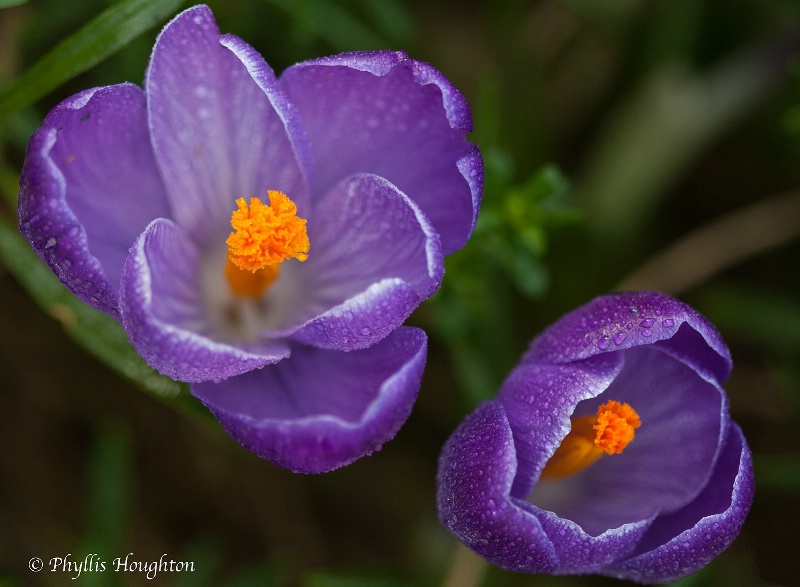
[437,291,753,583]
[18,5,482,473]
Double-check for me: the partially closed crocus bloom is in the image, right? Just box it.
[437,292,753,583]
[18,5,482,473]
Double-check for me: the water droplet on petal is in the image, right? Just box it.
[596,335,610,350]
[613,332,627,345]
[662,318,675,328]
[639,318,655,329]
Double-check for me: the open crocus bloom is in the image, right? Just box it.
[437,292,753,583]
[18,5,482,473]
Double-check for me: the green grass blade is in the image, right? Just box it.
[0,215,206,417]
[0,0,185,120]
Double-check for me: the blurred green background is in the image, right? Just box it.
[1,0,799,585]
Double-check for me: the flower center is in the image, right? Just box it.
[540,400,641,480]
[225,191,309,298]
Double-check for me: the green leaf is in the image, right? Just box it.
[0,216,204,418]
[0,0,186,120]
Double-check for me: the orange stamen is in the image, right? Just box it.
[540,400,641,480]
[593,400,641,455]
[225,191,309,297]
[224,258,280,299]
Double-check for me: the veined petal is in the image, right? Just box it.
[525,291,732,385]
[120,218,289,382]
[191,327,427,473]
[436,401,559,574]
[278,173,443,351]
[18,83,170,316]
[146,5,310,245]
[605,424,754,583]
[280,51,481,255]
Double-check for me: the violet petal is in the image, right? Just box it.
[526,291,732,385]
[146,5,310,245]
[531,507,654,574]
[120,218,290,382]
[286,173,443,350]
[436,400,559,573]
[18,84,170,316]
[497,353,623,499]
[605,423,754,583]
[191,327,427,473]
[280,51,481,254]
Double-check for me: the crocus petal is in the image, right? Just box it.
[191,327,427,473]
[436,401,559,574]
[18,83,170,316]
[531,508,654,575]
[525,291,732,385]
[605,423,754,583]
[120,218,289,382]
[283,173,443,351]
[288,278,422,352]
[497,353,623,499]
[527,346,724,536]
[280,50,481,254]
[146,5,310,245]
